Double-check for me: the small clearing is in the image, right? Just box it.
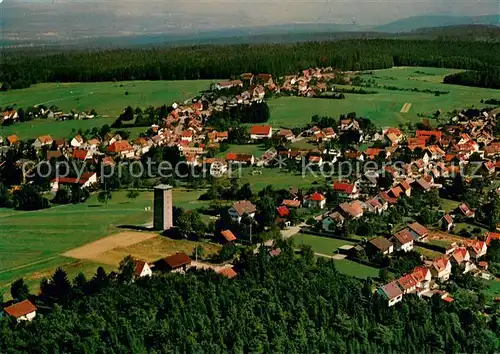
[400,102,412,113]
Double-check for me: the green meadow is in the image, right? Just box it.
[0,80,213,139]
[268,67,499,128]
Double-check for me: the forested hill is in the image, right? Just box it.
[0,241,498,353]
[1,39,500,89]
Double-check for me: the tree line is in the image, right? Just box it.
[2,39,500,89]
[1,238,498,353]
[443,67,500,89]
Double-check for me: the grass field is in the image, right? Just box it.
[0,80,213,139]
[0,187,209,294]
[239,168,322,190]
[440,198,460,213]
[268,67,500,128]
[332,259,380,279]
[293,233,354,255]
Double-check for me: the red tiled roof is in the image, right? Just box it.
[3,300,37,318]
[134,260,148,276]
[72,149,89,160]
[432,257,450,272]
[217,267,237,279]
[250,125,272,136]
[307,192,326,201]
[107,140,132,153]
[276,205,290,217]
[442,214,453,224]
[231,200,257,216]
[416,130,442,141]
[408,222,428,237]
[163,253,192,269]
[412,266,430,282]
[221,230,237,242]
[181,130,194,138]
[393,229,413,245]
[226,153,253,162]
[282,199,301,208]
[333,182,355,194]
[485,232,500,246]
[398,274,418,290]
[37,135,53,144]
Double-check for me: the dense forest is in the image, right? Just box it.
[1,39,500,89]
[443,68,500,89]
[1,239,499,353]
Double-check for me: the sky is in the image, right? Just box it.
[1,0,499,40]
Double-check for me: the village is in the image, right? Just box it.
[1,68,500,321]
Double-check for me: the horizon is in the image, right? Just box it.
[1,0,499,41]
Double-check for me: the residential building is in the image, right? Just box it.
[411,266,432,292]
[157,253,192,273]
[407,222,429,241]
[220,230,237,244]
[333,182,359,199]
[225,153,255,165]
[441,214,454,231]
[322,211,345,231]
[398,274,418,294]
[33,135,53,149]
[303,192,326,209]
[229,200,257,223]
[430,257,452,282]
[450,247,473,273]
[468,240,487,259]
[70,135,84,148]
[3,300,37,322]
[392,229,414,252]
[367,237,394,255]
[457,203,475,218]
[337,201,364,219]
[50,172,97,192]
[377,281,403,307]
[134,260,153,278]
[250,125,272,140]
[107,140,134,158]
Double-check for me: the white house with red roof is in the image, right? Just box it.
[332,182,359,199]
[70,135,84,148]
[250,125,272,140]
[440,214,454,232]
[430,257,452,282]
[468,240,487,259]
[450,247,473,273]
[50,172,97,192]
[303,192,326,209]
[134,260,153,278]
[107,140,134,158]
[3,299,37,322]
[397,274,418,294]
[392,229,414,252]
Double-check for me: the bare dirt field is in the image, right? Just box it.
[400,102,412,113]
[74,234,222,265]
[427,229,471,247]
[62,231,158,262]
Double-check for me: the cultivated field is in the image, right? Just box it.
[0,80,213,139]
[267,67,499,128]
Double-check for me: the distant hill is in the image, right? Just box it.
[409,24,500,41]
[373,14,499,33]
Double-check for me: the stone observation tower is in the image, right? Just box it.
[153,184,173,230]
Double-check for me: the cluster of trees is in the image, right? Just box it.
[2,40,499,89]
[209,101,270,131]
[443,67,500,89]
[1,239,498,353]
[482,98,500,105]
[0,184,50,211]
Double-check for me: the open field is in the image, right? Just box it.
[333,259,380,279]
[293,233,354,255]
[240,168,322,190]
[0,80,213,139]
[453,222,489,236]
[268,67,499,128]
[414,246,443,259]
[0,188,208,288]
[82,235,221,265]
[439,197,460,213]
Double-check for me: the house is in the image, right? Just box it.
[367,236,394,255]
[276,205,290,218]
[252,85,265,101]
[364,198,386,214]
[407,222,429,241]
[107,140,134,158]
[440,214,454,231]
[411,266,432,292]
[207,131,229,143]
[332,182,359,199]
[240,73,254,85]
[156,252,192,272]
[3,300,37,322]
[50,171,98,192]
[2,109,19,122]
[430,257,452,282]
[384,127,404,146]
[416,130,442,143]
[303,192,326,209]
[322,127,336,140]
[217,266,238,279]
[485,232,500,246]
[468,240,487,259]
[398,274,418,294]
[220,230,237,243]
[450,247,472,273]
[70,135,84,148]
[322,211,345,231]
[457,203,475,218]
[392,229,414,252]
[282,199,301,208]
[72,149,92,161]
[338,201,364,219]
[6,134,20,146]
[250,125,272,140]
[134,260,153,278]
[377,282,403,307]
[412,177,433,192]
[276,129,295,141]
[228,200,257,223]
[33,135,53,149]
[180,130,194,142]
[216,81,233,90]
[46,150,63,161]
[226,153,255,165]
[255,73,273,87]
